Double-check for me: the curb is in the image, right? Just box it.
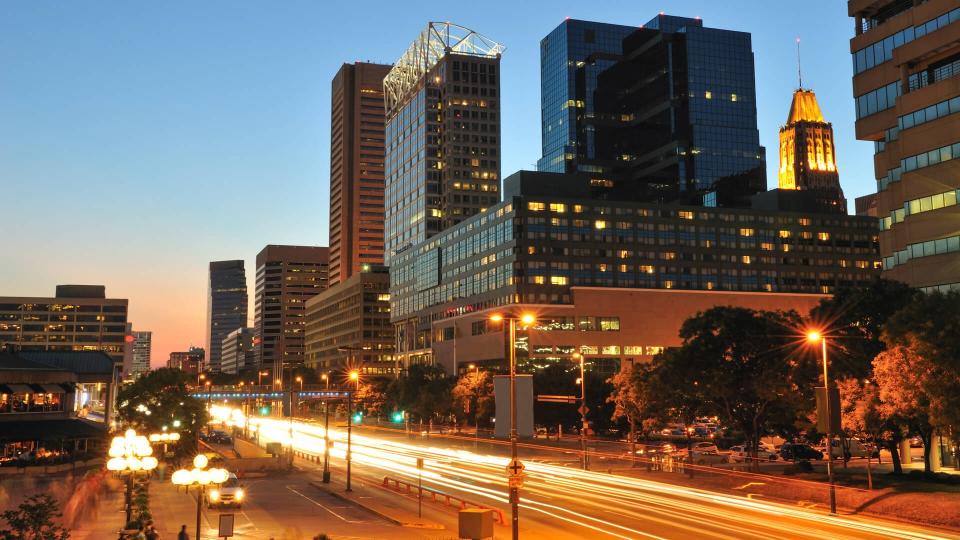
[308,481,445,529]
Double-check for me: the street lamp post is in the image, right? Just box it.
[171,454,231,540]
[808,330,837,515]
[107,429,159,525]
[322,373,329,390]
[322,393,332,483]
[490,311,534,540]
[469,363,480,448]
[347,370,359,492]
[572,352,587,470]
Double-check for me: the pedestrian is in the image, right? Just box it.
[132,525,147,540]
[146,522,161,540]
[177,525,189,540]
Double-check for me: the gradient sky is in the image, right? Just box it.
[1,1,871,366]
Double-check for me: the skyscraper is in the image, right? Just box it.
[253,245,330,379]
[848,1,960,292]
[329,62,392,285]
[220,327,255,375]
[205,260,248,373]
[382,22,504,262]
[588,14,767,206]
[538,19,636,174]
[775,88,846,213]
[131,330,152,378]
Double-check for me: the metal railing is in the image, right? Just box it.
[381,476,505,524]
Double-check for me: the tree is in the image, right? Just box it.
[808,279,917,380]
[0,494,70,540]
[116,368,207,456]
[645,307,817,466]
[872,346,938,472]
[608,365,644,453]
[836,377,906,473]
[384,365,454,423]
[451,370,494,428]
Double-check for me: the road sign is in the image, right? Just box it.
[577,405,590,416]
[416,457,424,470]
[218,513,235,538]
[506,459,525,477]
[508,475,524,489]
[536,394,578,404]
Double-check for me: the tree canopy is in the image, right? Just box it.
[116,368,207,455]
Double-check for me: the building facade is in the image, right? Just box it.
[0,285,129,364]
[166,348,203,375]
[390,171,881,369]
[304,265,395,376]
[538,19,636,174]
[130,330,151,378]
[205,260,248,373]
[383,22,504,262]
[849,0,960,291]
[329,62,392,285]
[220,327,255,375]
[253,245,330,379]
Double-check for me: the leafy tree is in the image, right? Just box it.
[451,370,494,428]
[836,377,906,473]
[608,364,644,452]
[116,368,207,456]
[644,307,817,465]
[872,346,938,472]
[0,493,70,540]
[532,364,613,434]
[384,365,453,423]
[808,279,917,379]
[354,378,388,418]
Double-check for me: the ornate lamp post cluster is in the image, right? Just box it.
[171,454,231,540]
[107,429,159,524]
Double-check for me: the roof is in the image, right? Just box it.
[786,89,825,124]
[17,351,116,375]
[0,351,64,371]
[0,418,107,441]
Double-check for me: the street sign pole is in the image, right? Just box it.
[579,354,587,471]
[508,318,519,540]
[417,457,424,518]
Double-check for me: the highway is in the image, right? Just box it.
[212,406,959,540]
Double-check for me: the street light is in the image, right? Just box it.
[572,352,588,470]
[489,311,535,540]
[197,372,205,388]
[321,373,329,390]
[107,429,158,525]
[469,363,480,447]
[171,454,231,540]
[339,347,364,492]
[807,330,836,515]
[349,370,360,391]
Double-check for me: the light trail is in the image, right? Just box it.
[208,405,955,540]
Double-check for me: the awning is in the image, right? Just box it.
[0,419,107,442]
[6,384,34,394]
[35,384,67,394]
[0,385,11,394]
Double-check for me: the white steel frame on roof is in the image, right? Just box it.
[384,22,505,117]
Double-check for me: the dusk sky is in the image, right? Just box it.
[1,1,870,366]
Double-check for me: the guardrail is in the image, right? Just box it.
[381,476,505,524]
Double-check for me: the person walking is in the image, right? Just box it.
[177,525,189,540]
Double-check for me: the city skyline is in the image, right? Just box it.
[2,1,873,364]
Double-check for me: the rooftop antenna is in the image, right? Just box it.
[796,37,803,89]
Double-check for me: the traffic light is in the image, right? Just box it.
[259,406,270,416]
[352,411,363,424]
[391,411,404,423]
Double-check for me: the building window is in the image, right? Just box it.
[599,317,620,331]
[549,203,567,213]
[528,202,545,211]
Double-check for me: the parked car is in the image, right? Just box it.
[207,430,233,445]
[826,438,878,459]
[690,450,729,466]
[910,436,924,448]
[207,473,244,508]
[779,443,823,461]
[690,442,719,454]
[729,445,778,463]
[636,441,676,456]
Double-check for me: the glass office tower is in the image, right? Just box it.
[383,22,504,263]
[538,19,636,174]
[205,260,247,373]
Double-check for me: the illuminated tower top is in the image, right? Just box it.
[777,88,845,212]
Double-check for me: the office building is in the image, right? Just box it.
[166,348,203,375]
[849,1,960,291]
[542,15,766,206]
[254,245,330,379]
[304,265,395,376]
[390,170,881,370]
[383,22,504,262]
[220,327,255,375]
[856,193,879,217]
[130,330,151,378]
[205,260,248,373]
[0,285,129,364]
[329,62,392,285]
[538,19,636,173]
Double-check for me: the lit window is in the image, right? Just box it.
[573,205,584,213]
[742,255,752,264]
[528,202,545,211]
[778,230,792,239]
[639,265,655,274]
[377,293,391,301]
[705,91,712,99]
[595,220,608,230]
[731,93,738,102]
[817,232,831,241]
[760,242,774,251]
[601,345,620,355]
[550,276,568,285]
[739,228,754,237]
[617,250,631,259]
[549,203,567,213]
[532,276,545,284]
[678,211,694,220]
[663,280,674,289]
[598,264,609,272]
[799,218,811,226]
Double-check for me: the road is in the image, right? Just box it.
[220,407,959,540]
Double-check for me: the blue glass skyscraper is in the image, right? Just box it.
[538,19,635,174]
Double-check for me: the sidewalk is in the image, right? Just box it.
[308,479,445,530]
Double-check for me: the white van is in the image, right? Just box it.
[827,438,876,459]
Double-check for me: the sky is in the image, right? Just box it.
[0,1,873,366]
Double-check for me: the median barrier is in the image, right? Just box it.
[381,476,506,525]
